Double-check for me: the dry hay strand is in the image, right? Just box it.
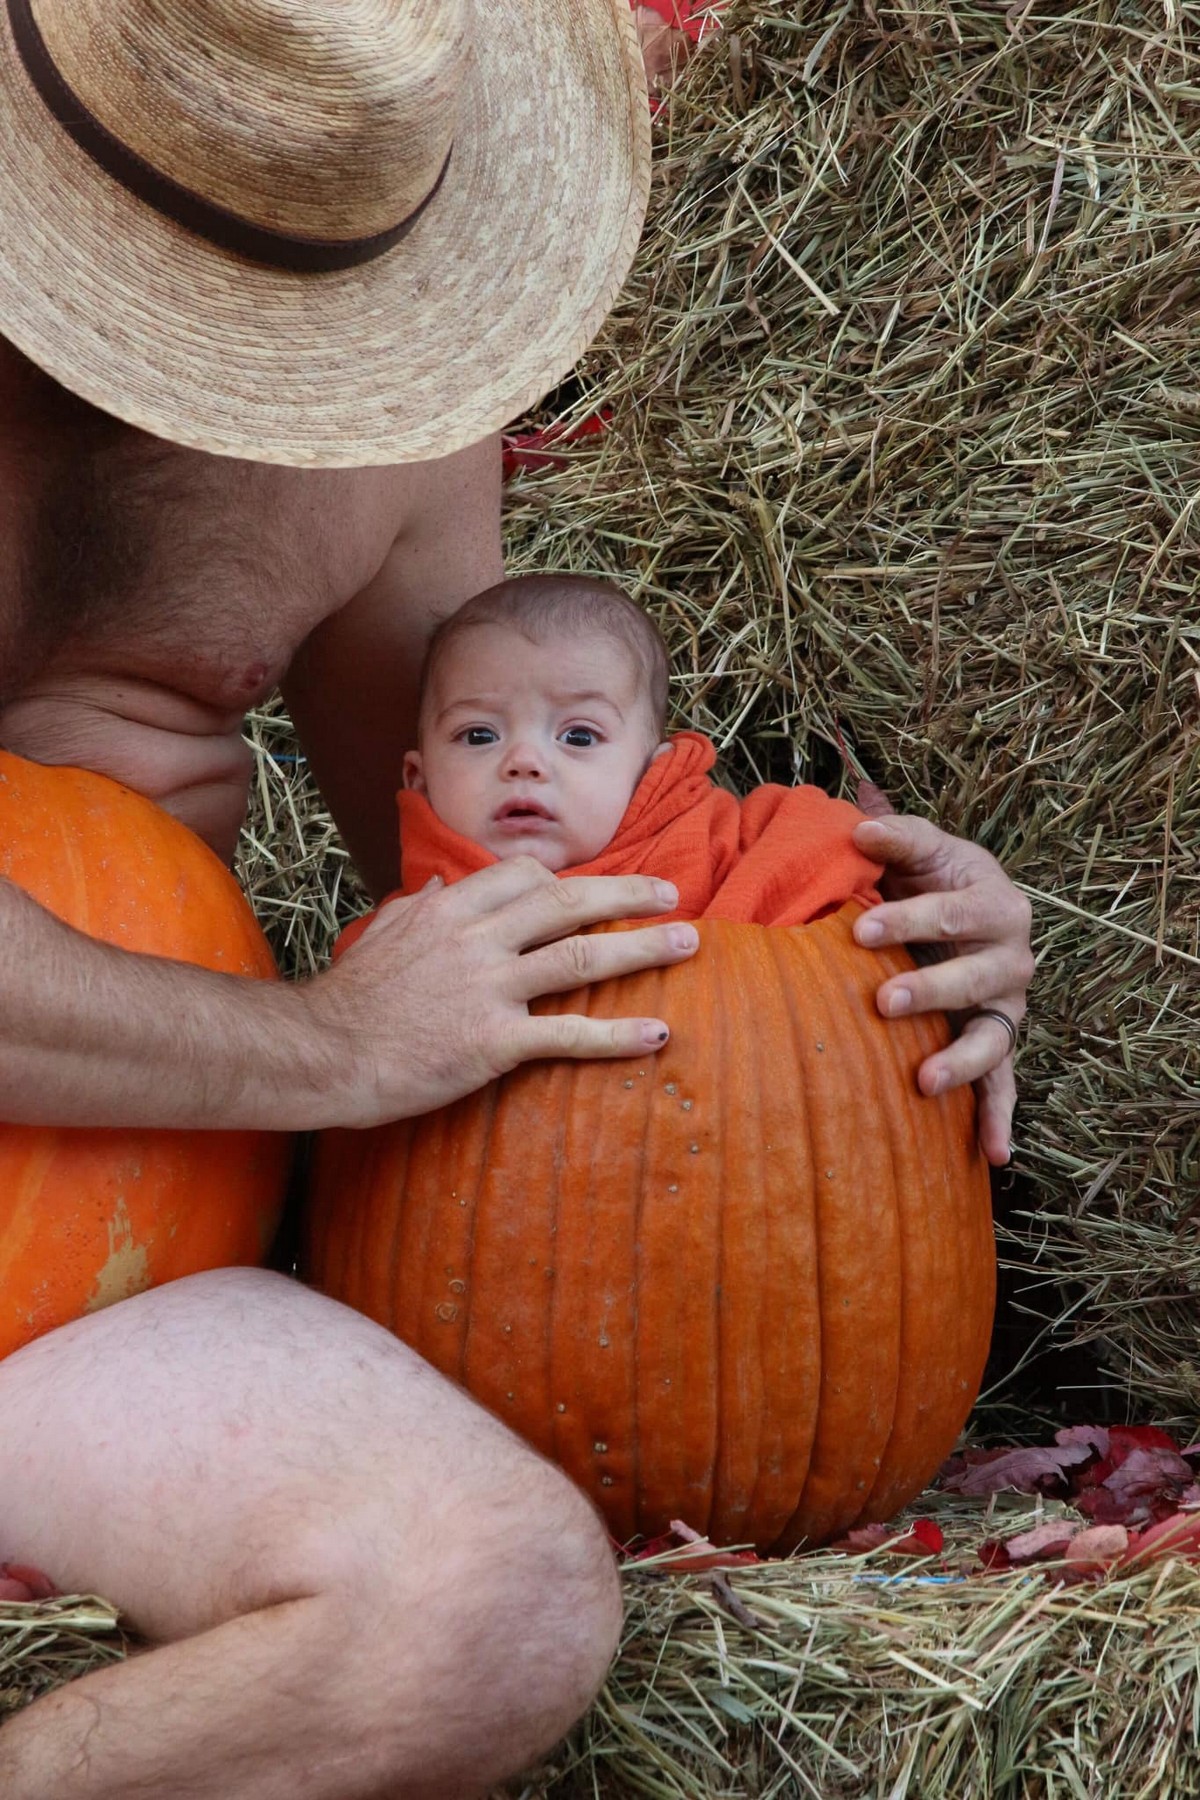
[501,1494,1200,1800]
[493,0,1200,1416]
[0,1597,126,1721]
[238,702,367,978]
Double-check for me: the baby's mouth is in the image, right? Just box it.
[495,799,556,824]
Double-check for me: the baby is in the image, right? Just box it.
[340,574,882,950]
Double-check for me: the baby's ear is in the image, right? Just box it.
[402,750,426,792]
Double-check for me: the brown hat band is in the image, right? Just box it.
[7,0,451,274]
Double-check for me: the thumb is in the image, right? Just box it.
[856,776,896,820]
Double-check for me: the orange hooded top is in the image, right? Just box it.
[338,732,880,955]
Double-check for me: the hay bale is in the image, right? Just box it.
[502,1494,1200,1800]
[494,0,1200,1416]
[0,1598,125,1719]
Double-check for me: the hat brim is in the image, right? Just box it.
[0,1,650,467]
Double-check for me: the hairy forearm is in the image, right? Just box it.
[0,882,342,1132]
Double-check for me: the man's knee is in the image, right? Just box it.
[307,1455,621,1793]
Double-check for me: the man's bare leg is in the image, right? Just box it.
[0,1269,621,1798]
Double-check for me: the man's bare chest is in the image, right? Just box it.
[0,461,408,859]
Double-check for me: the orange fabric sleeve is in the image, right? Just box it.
[335,732,880,956]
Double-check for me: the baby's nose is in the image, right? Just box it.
[505,742,546,778]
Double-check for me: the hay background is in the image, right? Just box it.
[247,0,1199,1421]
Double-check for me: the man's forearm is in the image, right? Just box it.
[0,882,341,1132]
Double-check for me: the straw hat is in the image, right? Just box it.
[0,0,650,467]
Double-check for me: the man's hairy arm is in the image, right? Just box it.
[0,866,697,1131]
[284,437,504,899]
[0,880,337,1129]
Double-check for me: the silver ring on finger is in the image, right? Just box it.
[967,1006,1018,1057]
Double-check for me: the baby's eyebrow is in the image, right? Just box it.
[433,696,501,725]
[555,691,625,715]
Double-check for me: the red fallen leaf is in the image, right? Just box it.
[1075,1447,1194,1527]
[1122,1512,1200,1566]
[831,1517,944,1556]
[0,1562,57,1600]
[650,1549,761,1572]
[940,1442,1095,1498]
[1076,1428,1186,1495]
[1065,1525,1129,1568]
[665,1520,761,1571]
[618,1524,761,1572]
[502,411,612,478]
[907,1517,946,1553]
[979,1539,1013,1571]
[1109,1425,1181,1457]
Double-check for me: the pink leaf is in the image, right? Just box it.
[998,1520,1082,1565]
[1065,1525,1129,1566]
[831,1524,892,1552]
[1055,1425,1110,1457]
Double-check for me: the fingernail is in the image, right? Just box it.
[857,918,883,945]
[669,925,698,951]
[885,987,912,1017]
[929,1070,949,1096]
[654,880,679,907]
[643,1024,670,1046]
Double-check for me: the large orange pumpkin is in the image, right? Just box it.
[0,752,291,1357]
[306,907,995,1550]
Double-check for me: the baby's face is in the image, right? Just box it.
[405,624,665,871]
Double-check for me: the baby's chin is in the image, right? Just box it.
[491,843,568,872]
[483,831,606,875]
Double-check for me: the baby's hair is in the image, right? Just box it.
[419,574,670,735]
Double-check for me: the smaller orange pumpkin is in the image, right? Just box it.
[0,753,292,1357]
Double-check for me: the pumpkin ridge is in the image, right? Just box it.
[767,924,824,1550]
[838,925,918,1523]
[453,1085,497,1391]
[781,914,902,1545]
[860,947,988,1521]
[740,927,787,1542]
[716,922,772,1543]
[544,1032,579,1487]
[627,962,659,1540]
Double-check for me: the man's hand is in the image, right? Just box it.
[305,858,699,1128]
[851,782,1034,1169]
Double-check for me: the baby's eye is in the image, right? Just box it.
[560,726,601,748]
[459,726,499,747]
